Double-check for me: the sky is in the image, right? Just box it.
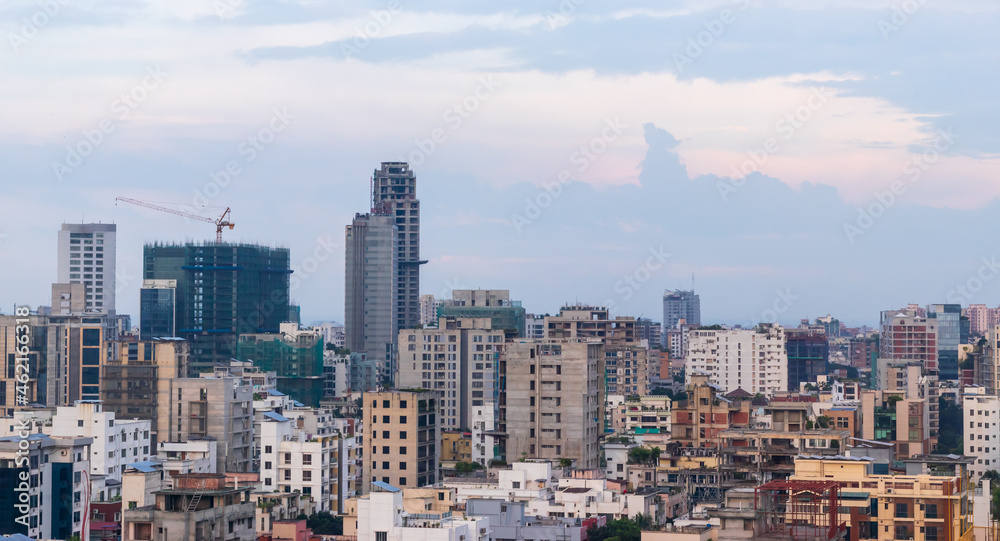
[2,0,999,328]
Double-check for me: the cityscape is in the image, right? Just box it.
[2,2,999,541]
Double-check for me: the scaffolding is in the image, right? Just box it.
[754,480,846,541]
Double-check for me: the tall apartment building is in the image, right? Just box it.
[101,337,188,447]
[57,223,116,314]
[503,340,604,469]
[397,317,505,430]
[963,386,999,484]
[345,213,398,385]
[662,289,700,330]
[544,305,647,396]
[982,324,1000,395]
[139,279,176,340]
[439,290,527,338]
[363,390,440,490]
[874,359,940,442]
[50,400,151,496]
[880,308,939,374]
[785,328,829,391]
[849,334,879,369]
[927,304,967,381]
[258,412,341,512]
[372,162,425,332]
[142,242,291,375]
[161,376,254,473]
[671,372,751,448]
[524,314,546,339]
[0,433,93,540]
[635,318,661,350]
[685,324,788,396]
[418,294,440,327]
[966,304,1000,336]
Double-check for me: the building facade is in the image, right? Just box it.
[345,213,398,386]
[685,325,788,396]
[372,161,424,332]
[161,377,254,473]
[362,391,440,490]
[57,223,117,314]
[662,290,700,331]
[139,279,176,340]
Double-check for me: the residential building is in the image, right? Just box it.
[861,390,931,459]
[966,304,1000,336]
[57,222,117,314]
[440,461,555,504]
[503,340,604,469]
[718,428,849,483]
[362,390,440,490]
[849,335,879,369]
[524,472,665,525]
[160,377,254,473]
[880,309,939,374]
[345,212,398,385]
[258,410,341,512]
[791,454,973,541]
[525,314,546,339]
[622,395,672,436]
[419,295,441,327]
[251,492,315,539]
[963,386,999,484]
[685,324,788,396]
[397,317,505,430]
[142,241,291,375]
[315,322,346,349]
[0,433,93,540]
[439,290,526,338]
[122,473,255,541]
[785,329,828,391]
[470,402,500,466]
[671,372,751,448]
[50,400,151,498]
[371,162,425,333]
[466,499,591,541]
[636,318,662,351]
[663,290,700,331]
[874,359,940,442]
[354,484,488,541]
[102,337,188,447]
[139,279,177,340]
[158,439,218,476]
[441,430,472,462]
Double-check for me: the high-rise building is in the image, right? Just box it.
[362,390,440,490]
[503,339,604,469]
[438,290,527,338]
[927,304,966,381]
[849,334,879,369]
[966,304,1000,336]
[372,162,425,332]
[139,279,176,340]
[237,322,324,406]
[963,386,999,484]
[57,223,117,314]
[785,328,829,391]
[142,242,291,375]
[686,324,787,396]
[880,308,939,374]
[419,294,441,327]
[345,213,398,385]
[873,359,940,443]
[636,318,661,350]
[662,289,700,330]
[397,316,505,430]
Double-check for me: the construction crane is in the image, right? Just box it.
[115,197,235,242]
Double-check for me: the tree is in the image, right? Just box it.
[559,458,574,469]
[454,461,483,473]
[627,446,660,466]
[306,512,343,535]
[588,517,646,541]
[816,415,831,429]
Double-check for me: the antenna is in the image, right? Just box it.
[691,273,695,292]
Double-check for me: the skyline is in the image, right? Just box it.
[3,1,1000,326]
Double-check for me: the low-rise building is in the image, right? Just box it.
[354,483,488,541]
[122,473,255,541]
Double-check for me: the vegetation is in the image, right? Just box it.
[606,436,636,445]
[696,325,723,330]
[587,516,653,541]
[488,459,507,467]
[934,397,964,455]
[559,458,574,468]
[627,446,661,465]
[815,415,831,429]
[454,461,484,473]
[305,512,343,535]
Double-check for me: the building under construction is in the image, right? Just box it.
[755,480,847,541]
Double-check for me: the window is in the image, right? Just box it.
[284,471,291,480]
[399,462,407,470]
[303,471,312,482]
[265,446,272,454]
[303,454,312,465]
[400,431,407,439]
[382,461,390,470]
[376,532,388,541]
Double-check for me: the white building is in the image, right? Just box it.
[259,411,341,512]
[470,403,499,466]
[525,314,546,339]
[525,475,663,523]
[964,386,1000,483]
[158,439,218,477]
[49,400,151,499]
[57,222,116,314]
[357,486,489,541]
[316,322,346,348]
[442,461,555,504]
[419,294,442,327]
[685,324,788,396]
[324,350,351,398]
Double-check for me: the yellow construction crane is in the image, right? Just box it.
[115,197,235,242]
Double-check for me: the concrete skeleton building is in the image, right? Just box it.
[504,339,604,469]
[397,316,505,430]
[685,324,788,396]
[57,222,117,314]
[160,376,254,474]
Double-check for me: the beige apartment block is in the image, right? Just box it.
[160,376,254,473]
[362,390,440,491]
